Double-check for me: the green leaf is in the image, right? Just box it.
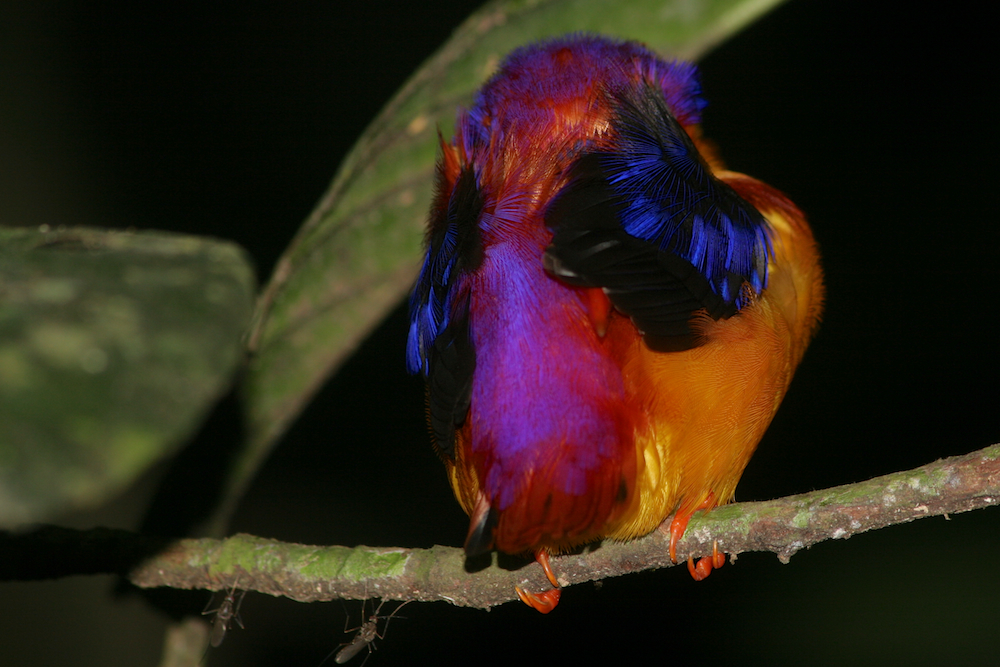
[0,226,255,527]
[242,0,787,474]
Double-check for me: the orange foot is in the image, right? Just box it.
[687,539,725,581]
[515,550,562,613]
[668,492,726,580]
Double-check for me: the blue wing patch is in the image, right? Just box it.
[407,165,482,457]
[544,81,772,351]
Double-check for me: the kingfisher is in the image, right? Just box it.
[407,34,824,612]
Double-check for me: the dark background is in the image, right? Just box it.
[2,0,998,665]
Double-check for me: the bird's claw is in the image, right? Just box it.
[686,539,725,581]
[515,550,562,613]
[515,585,561,613]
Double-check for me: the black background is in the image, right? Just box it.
[1,0,998,665]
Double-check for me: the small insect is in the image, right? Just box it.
[202,579,247,648]
[320,597,411,667]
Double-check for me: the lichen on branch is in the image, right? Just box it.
[130,443,1000,607]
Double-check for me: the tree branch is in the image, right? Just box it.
[4,444,998,609]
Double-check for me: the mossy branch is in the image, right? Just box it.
[4,443,996,609]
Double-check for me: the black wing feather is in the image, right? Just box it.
[544,85,771,351]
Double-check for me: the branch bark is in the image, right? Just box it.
[4,443,997,609]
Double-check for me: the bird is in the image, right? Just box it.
[407,34,824,613]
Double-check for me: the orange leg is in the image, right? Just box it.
[668,492,726,580]
[515,550,562,613]
[668,491,716,563]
